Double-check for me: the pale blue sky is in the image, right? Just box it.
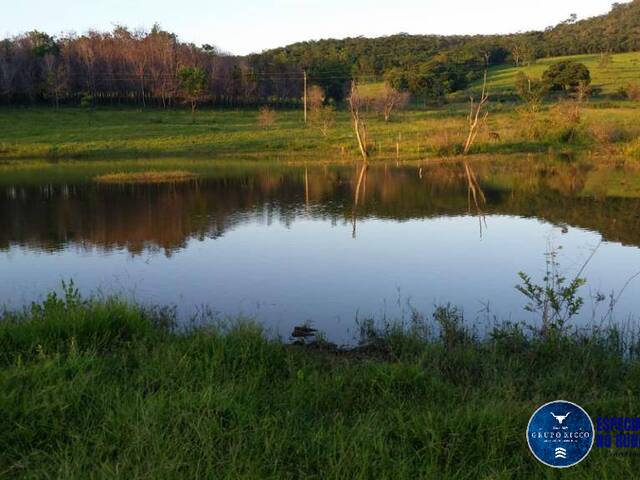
[1,0,625,55]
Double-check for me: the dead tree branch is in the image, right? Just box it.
[463,70,490,155]
[348,81,370,163]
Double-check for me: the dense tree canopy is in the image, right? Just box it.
[542,61,591,91]
[0,1,638,107]
[256,1,640,101]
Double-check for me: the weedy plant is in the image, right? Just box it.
[549,100,583,143]
[516,244,588,335]
[626,82,640,101]
[257,106,277,129]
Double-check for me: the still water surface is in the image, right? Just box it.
[1,158,640,342]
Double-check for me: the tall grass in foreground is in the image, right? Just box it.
[2,285,640,478]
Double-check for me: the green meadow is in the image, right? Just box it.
[1,49,639,163]
[0,96,639,162]
[479,51,640,95]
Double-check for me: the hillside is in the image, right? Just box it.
[479,51,640,95]
[260,1,640,72]
[360,51,640,101]
[254,1,640,101]
[1,2,639,107]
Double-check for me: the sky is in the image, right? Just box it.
[1,0,626,55]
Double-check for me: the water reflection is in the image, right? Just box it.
[2,160,640,253]
[1,158,640,342]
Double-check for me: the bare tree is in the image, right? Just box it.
[307,85,335,137]
[374,83,409,122]
[307,85,324,110]
[511,39,535,67]
[463,162,486,213]
[76,34,97,97]
[351,163,368,238]
[511,41,523,67]
[42,53,67,109]
[348,81,370,162]
[130,29,149,107]
[0,45,18,103]
[463,70,489,155]
[576,80,592,103]
[147,26,177,108]
[0,25,301,108]
[257,106,277,128]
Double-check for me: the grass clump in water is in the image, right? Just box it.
[95,170,197,183]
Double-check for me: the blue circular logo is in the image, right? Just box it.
[527,400,594,468]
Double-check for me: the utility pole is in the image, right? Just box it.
[303,69,308,124]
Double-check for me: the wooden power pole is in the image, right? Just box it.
[303,69,308,124]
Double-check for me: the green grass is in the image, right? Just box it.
[478,51,640,95]
[94,170,198,183]
[2,287,640,478]
[0,108,328,160]
[0,100,639,162]
[357,52,640,98]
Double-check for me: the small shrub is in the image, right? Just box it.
[516,245,587,335]
[515,107,545,140]
[514,72,548,111]
[590,101,620,109]
[429,129,465,156]
[614,86,629,100]
[309,104,336,137]
[79,93,93,108]
[257,106,276,128]
[548,101,582,143]
[307,85,325,110]
[588,123,629,144]
[627,83,640,101]
[599,52,613,69]
[625,138,640,158]
[433,305,473,350]
[576,80,592,103]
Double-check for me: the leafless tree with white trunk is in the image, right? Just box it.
[374,83,409,122]
[463,70,489,155]
[348,81,370,162]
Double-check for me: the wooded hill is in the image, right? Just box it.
[259,1,640,100]
[0,1,639,106]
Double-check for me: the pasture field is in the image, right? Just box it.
[0,98,639,162]
[478,51,640,95]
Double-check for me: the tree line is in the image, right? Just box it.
[267,1,640,101]
[1,1,639,108]
[0,24,303,107]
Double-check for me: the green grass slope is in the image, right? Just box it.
[480,51,640,95]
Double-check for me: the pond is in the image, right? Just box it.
[1,157,640,343]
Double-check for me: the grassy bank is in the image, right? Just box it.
[0,99,639,161]
[2,287,640,478]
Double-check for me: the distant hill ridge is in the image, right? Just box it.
[256,1,640,76]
